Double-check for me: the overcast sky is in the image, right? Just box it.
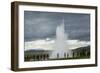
[24,11,90,42]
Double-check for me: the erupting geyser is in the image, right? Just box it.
[50,19,72,59]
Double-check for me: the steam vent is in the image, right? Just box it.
[50,19,72,59]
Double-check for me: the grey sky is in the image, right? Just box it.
[24,11,90,42]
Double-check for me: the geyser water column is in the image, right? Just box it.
[50,19,72,59]
[55,19,66,53]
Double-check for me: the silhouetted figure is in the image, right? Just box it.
[57,53,59,59]
[64,53,66,58]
